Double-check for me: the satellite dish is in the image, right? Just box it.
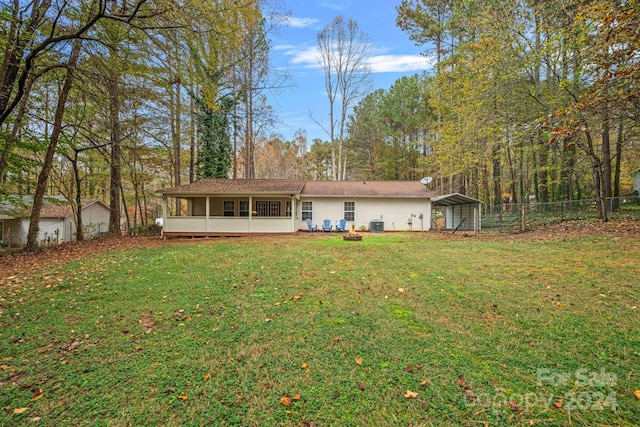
[420,176,433,185]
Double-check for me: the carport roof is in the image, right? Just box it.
[432,193,483,206]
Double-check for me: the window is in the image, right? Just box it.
[239,200,249,217]
[255,201,282,217]
[302,201,313,221]
[344,201,355,221]
[269,201,281,216]
[223,200,235,216]
[256,201,268,216]
[285,201,292,217]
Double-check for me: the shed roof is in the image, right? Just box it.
[158,179,306,196]
[0,196,106,218]
[432,193,483,206]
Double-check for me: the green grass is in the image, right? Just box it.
[1,233,639,426]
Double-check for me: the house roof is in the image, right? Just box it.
[301,180,434,198]
[0,196,107,218]
[432,193,483,206]
[158,179,435,198]
[158,179,306,196]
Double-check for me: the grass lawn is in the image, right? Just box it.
[1,232,639,426]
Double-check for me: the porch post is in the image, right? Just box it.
[291,196,296,232]
[161,197,167,236]
[206,196,210,232]
[249,196,253,232]
[474,205,479,235]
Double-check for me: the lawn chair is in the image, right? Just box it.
[322,219,332,232]
[335,218,346,232]
[306,218,318,232]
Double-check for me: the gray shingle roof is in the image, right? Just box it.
[158,179,306,195]
[158,179,434,198]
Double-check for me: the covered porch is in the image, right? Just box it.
[158,179,306,237]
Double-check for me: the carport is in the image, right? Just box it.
[432,193,482,233]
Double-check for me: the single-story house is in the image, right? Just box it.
[157,179,482,237]
[0,196,110,246]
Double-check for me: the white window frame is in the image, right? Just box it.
[301,201,313,221]
[269,201,281,217]
[344,201,355,221]
[239,200,249,217]
[223,200,235,217]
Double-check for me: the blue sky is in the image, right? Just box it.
[268,0,435,143]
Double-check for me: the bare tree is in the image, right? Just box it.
[316,16,372,180]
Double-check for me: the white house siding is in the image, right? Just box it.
[37,218,65,243]
[81,203,110,238]
[297,197,431,232]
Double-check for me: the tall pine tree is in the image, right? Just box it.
[196,95,235,179]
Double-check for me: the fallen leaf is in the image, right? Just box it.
[358,383,365,391]
[355,357,363,366]
[420,379,428,386]
[333,391,340,398]
[333,337,341,342]
[465,389,476,400]
[301,362,308,369]
[31,389,43,402]
[0,364,10,370]
[634,390,640,399]
[553,401,563,408]
[280,396,292,407]
[457,375,467,387]
[404,390,419,399]
[509,400,521,411]
[177,394,188,400]
[292,295,302,300]
[406,365,413,373]
[292,394,301,401]
[203,372,211,381]
[13,407,28,415]
[183,315,191,321]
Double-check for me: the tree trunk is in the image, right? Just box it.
[72,149,84,241]
[537,132,549,204]
[26,39,82,251]
[613,120,623,206]
[108,78,122,236]
[601,107,612,212]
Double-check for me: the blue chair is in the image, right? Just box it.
[322,219,332,232]
[306,218,318,232]
[335,218,346,232]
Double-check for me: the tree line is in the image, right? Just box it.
[1,0,638,251]
[390,0,639,219]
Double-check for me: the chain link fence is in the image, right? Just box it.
[481,196,640,233]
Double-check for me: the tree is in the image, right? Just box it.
[26,39,83,251]
[316,16,372,180]
[196,95,235,179]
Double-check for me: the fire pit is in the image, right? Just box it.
[343,224,362,241]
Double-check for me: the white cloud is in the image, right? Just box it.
[281,16,320,28]
[367,54,435,73]
[277,43,435,74]
[319,1,347,11]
